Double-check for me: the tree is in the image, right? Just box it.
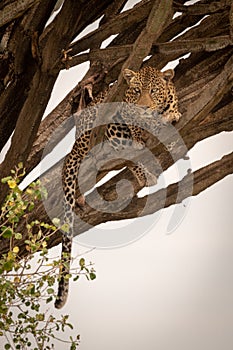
[0,0,232,255]
[0,164,97,349]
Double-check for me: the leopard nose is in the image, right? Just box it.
[137,92,154,108]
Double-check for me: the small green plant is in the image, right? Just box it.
[0,163,96,350]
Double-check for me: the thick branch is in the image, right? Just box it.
[1,151,232,256]
[0,0,92,206]
[183,102,233,150]
[65,36,233,70]
[149,9,229,69]
[100,0,128,24]
[0,0,40,28]
[178,53,233,128]
[0,0,58,151]
[154,35,233,55]
[64,45,132,69]
[84,152,233,223]
[69,0,153,56]
[175,0,231,15]
[230,1,233,40]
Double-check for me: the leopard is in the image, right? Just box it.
[54,66,181,309]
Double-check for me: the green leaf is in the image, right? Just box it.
[1,176,12,184]
[64,273,72,280]
[0,304,8,314]
[47,288,54,295]
[3,261,13,272]
[36,313,45,321]
[70,343,76,350]
[40,186,48,199]
[46,296,53,304]
[11,216,19,223]
[2,228,13,238]
[40,222,52,229]
[4,344,11,350]
[89,272,96,280]
[66,322,74,330]
[28,202,34,211]
[14,232,22,240]
[79,258,85,268]
[52,218,60,226]
[61,223,69,233]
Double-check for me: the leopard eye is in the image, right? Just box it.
[150,88,157,94]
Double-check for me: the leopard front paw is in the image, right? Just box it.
[174,112,181,122]
[162,111,181,123]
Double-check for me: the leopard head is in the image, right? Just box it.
[123,66,175,114]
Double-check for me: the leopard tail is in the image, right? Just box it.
[55,153,80,309]
[54,205,74,309]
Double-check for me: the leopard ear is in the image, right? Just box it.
[162,69,174,81]
[123,68,137,84]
